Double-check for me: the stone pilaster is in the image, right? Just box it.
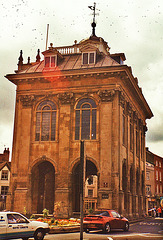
[98,90,115,210]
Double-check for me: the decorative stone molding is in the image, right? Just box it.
[20,95,35,107]
[98,90,115,102]
[119,92,125,108]
[127,102,132,117]
[58,92,74,104]
[41,155,47,161]
[143,125,148,134]
[133,111,138,124]
[139,119,143,131]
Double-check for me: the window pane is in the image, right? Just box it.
[37,101,56,111]
[75,110,80,140]
[89,53,94,64]
[1,170,8,180]
[43,106,51,110]
[51,56,56,67]
[76,98,96,109]
[35,112,41,141]
[41,112,50,141]
[88,189,93,197]
[81,110,90,139]
[92,109,96,139]
[51,112,56,141]
[45,57,50,67]
[83,53,88,64]
[82,104,90,109]
[1,186,9,196]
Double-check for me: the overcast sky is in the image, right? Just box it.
[0,0,163,158]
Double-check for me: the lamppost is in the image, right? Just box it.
[80,140,84,240]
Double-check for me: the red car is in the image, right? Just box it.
[83,209,129,233]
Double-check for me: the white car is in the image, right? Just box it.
[0,211,49,240]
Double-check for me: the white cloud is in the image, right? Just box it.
[0,0,163,157]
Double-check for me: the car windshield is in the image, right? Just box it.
[93,211,110,217]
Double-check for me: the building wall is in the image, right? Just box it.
[6,39,152,219]
[154,154,163,200]
[6,76,147,218]
[0,148,10,210]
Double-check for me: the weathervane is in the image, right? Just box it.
[88,2,100,36]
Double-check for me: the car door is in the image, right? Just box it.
[0,213,7,240]
[7,213,33,239]
[110,211,123,230]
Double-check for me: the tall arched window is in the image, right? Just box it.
[75,98,97,140]
[35,100,57,141]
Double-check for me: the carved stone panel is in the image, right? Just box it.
[120,92,125,108]
[58,92,74,104]
[20,95,35,107]
[98,90,115,102]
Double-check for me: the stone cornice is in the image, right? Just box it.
[6,65,153,119]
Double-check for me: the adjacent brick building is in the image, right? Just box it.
[0,148,10,210]
[146,148,163,209]
[5,24,153,218]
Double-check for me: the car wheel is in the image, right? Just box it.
[34,229,45,240]
[124,222,129,232]
[84,228,89,233]
[22,238,28,240]
[104,222,111,233]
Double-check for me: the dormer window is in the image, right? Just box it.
[82,52,96,65]
[45,56,56,68]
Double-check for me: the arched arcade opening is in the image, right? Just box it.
[72,159,98,213]
[31,161,55,214]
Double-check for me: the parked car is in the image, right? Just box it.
[0,211,49,240]
[83,209,129,233]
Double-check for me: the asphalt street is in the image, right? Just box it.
[13,218,163,240]
[43,217,163,240]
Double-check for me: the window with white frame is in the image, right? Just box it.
[1,170,8,180]
[156,184,159,194]
[159,161,161,168]
[156,170,158,181]
[82,52,96,65]
[160,172,162,182]
[1,186,9,196]
[146,171,150,181]
[45,56,56,68]
[156,160,158,166]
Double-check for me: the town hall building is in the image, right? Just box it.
[5,16,153,219]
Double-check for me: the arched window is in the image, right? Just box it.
[75,98,97,140]
[35,100,57,141]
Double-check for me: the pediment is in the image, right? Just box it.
[79,43,98,53]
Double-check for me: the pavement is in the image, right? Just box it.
[49,217,152,234]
